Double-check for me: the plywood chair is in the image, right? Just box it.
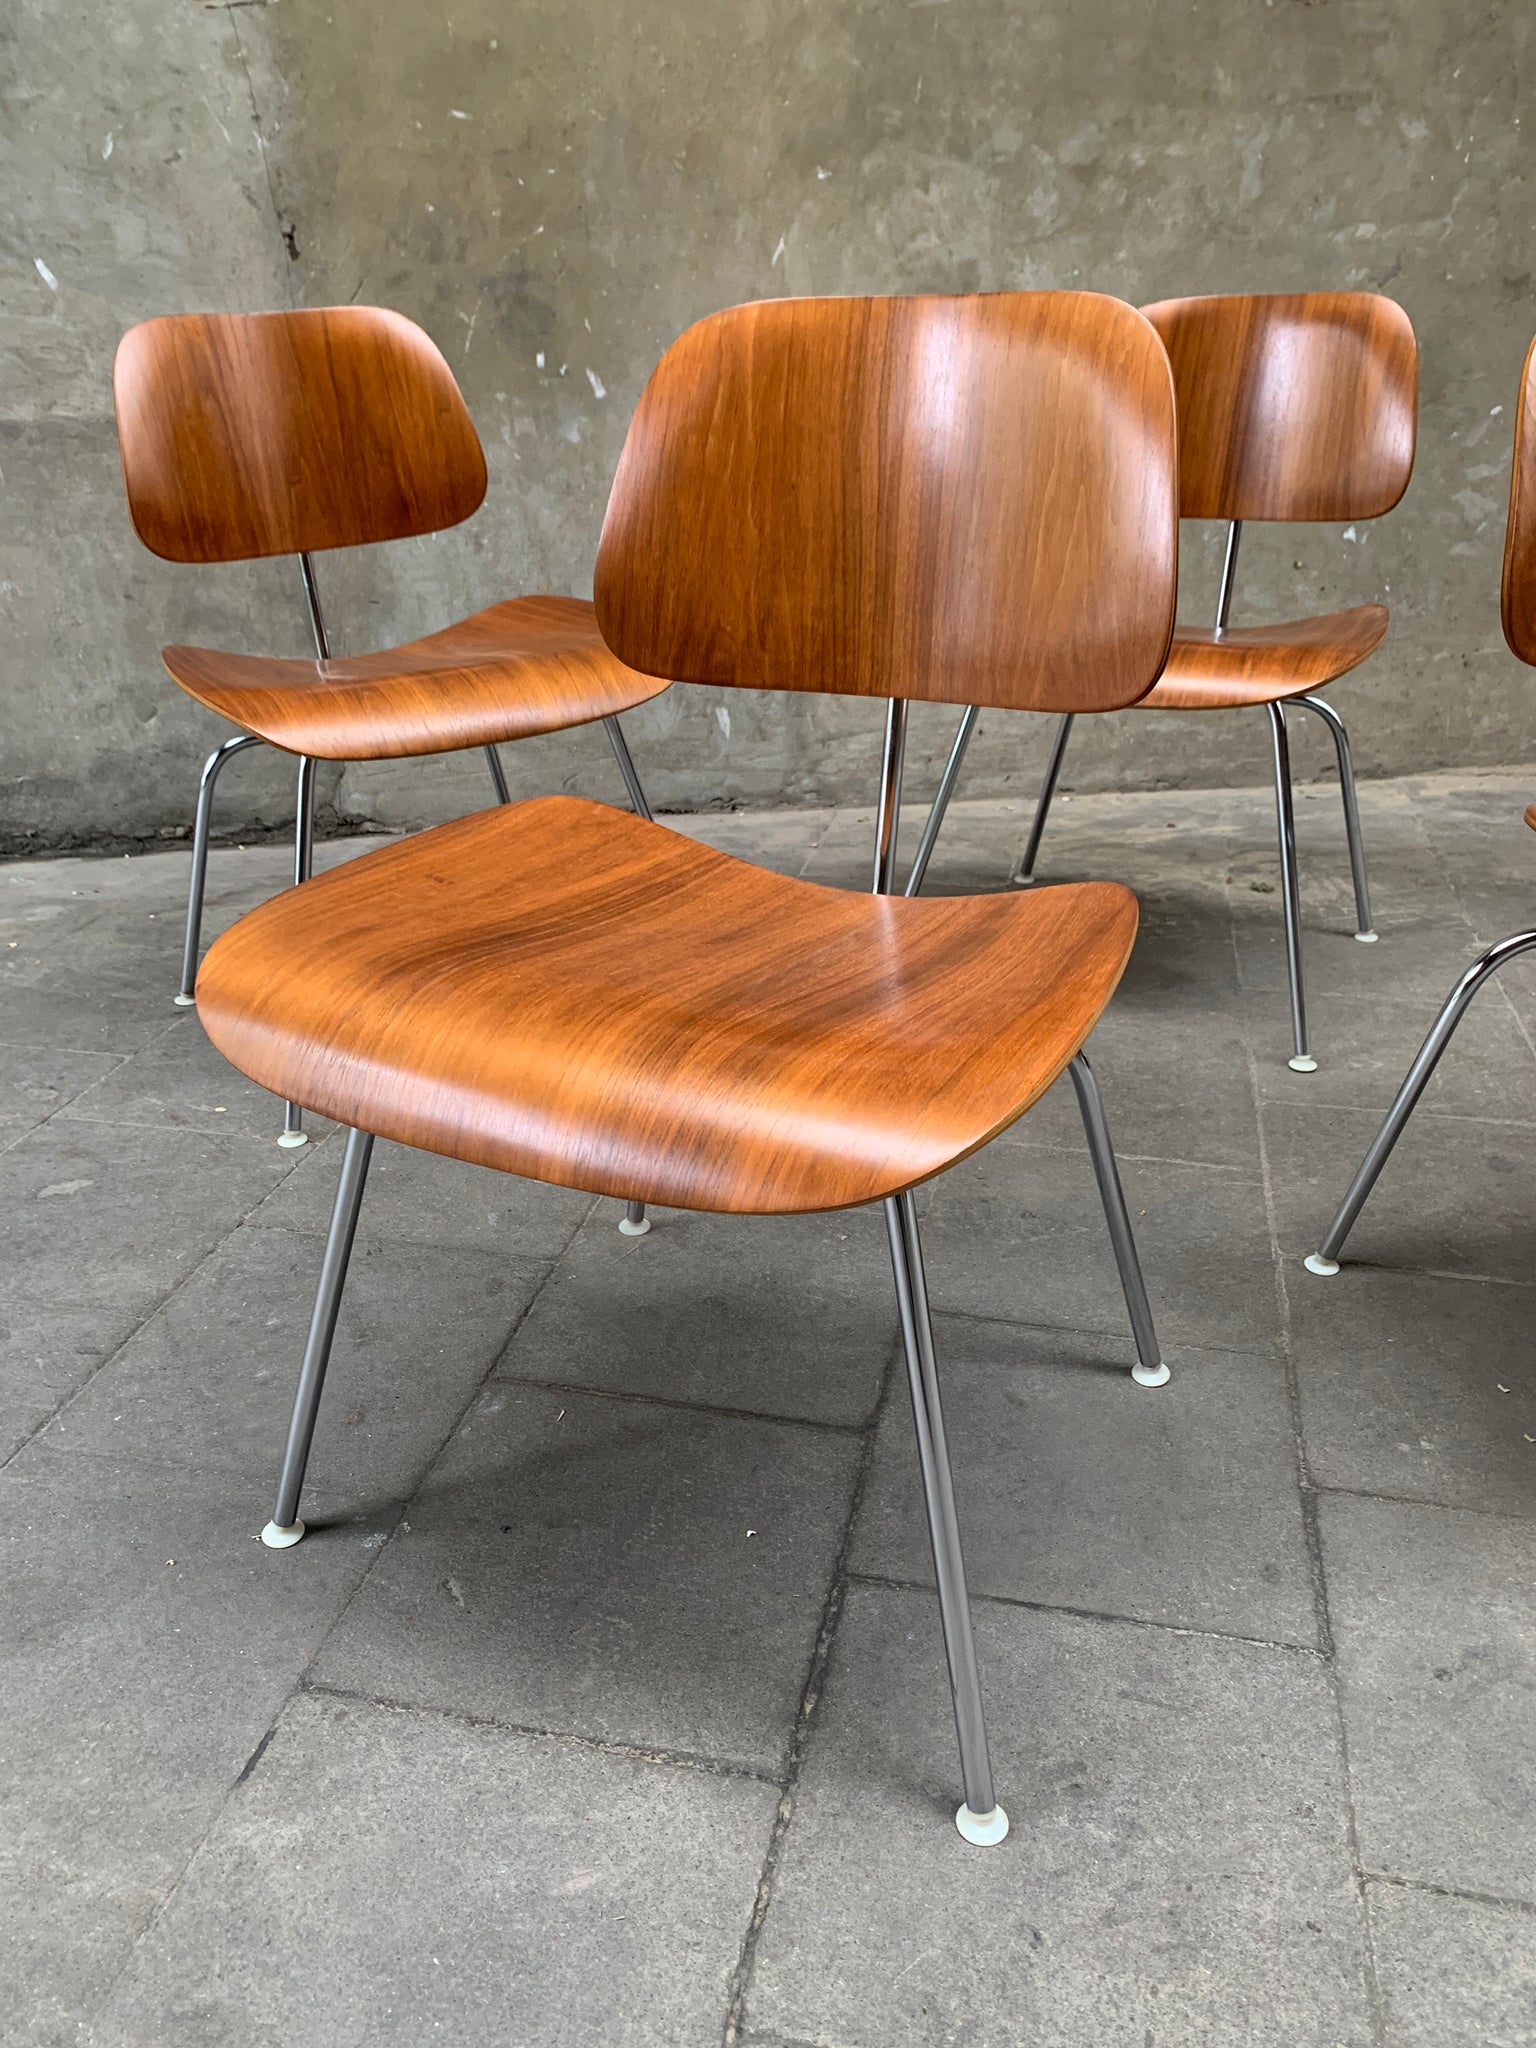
[113,307,669,1147]
[1307,333,1536,1273]
[193,290,1180,1844]
[905,292,1418,1073]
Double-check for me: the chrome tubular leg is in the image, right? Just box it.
[262,1128,374,1548]
[279,755,319,1149]
[1267,702,1314,1071]
[484,744,512,805]
[603,715,653,822]
[607,706,655,1236]
[1011,713,1074,885]
[1297,693,1375,942]
[884,1191,1008,1846]
[176,733,263,1006]
[872,699,909,895]
[1306,927,1536,1274]
[1067,1053,1169,1387]
[905,705,979,897]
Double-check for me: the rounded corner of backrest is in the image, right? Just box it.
[360,305,489,524]
[1500,333,1536,667]
[594,304,751,674]
[112,314,199,562]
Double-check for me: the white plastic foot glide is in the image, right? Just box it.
[1288,1055,1319,1073]
[276,1130,310,1149]
[1131,1360,1171,1388]
[1303,1253,1340,1277]
[618,1215,651,1236]
[1354,930,1379,944]
[261,1519,306,1549]
[956,1803,1010,1847]
[173,992,197,1008]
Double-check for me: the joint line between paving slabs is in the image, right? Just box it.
[846,1569,1327,1659]
[1361,1868,1536,1917]
[300,1678,782,1786]
[720,1338,899,2047]
[1251,1047,1389,2046]
[78,1193,598,2033]
[490,1365,869,1439]
[0,1112,318,1474]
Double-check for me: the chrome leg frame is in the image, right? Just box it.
[608,716,654,1231]
[261,1127,374,1548]
[1267,702,1315,1072]
[603,714,653,822]
[872,698,910,894]
[176,733,264,1005]
[279,755,319,1148]
[905,705,979,897]
[884,1190,1009,1846]
[1296,693,1376,942]
[1067,1053,1169,1386]
[1011,713,1075,885]
[484,744,512,805]
[1306,927,1536,1274]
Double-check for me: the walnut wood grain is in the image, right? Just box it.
[594,291,1178,715]
[195,798,1139,1214]
[114,307,487,563]
[1141,293,1417,523]
[162,596,668,759]
[1140,605,1389,709]
[1502,334,1536,667]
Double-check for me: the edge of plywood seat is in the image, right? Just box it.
[196,797,1140,1214]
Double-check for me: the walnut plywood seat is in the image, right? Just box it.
[113,306,666,1149]
[197,796,1139,1213]
[198,289,1183,1848]
[1308,334,1536,1275]
[905,292,1419,1078]
[162,595,659,762]
[1144,604,1388,709]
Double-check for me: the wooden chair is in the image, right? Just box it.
[1307,332,1536,1272]
[113,307,669,1146]
[905,292,1418,1073]
[193,290,1181,1844]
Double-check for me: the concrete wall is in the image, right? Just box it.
[3,0,1533,849]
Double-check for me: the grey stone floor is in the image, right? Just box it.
[3,765,1535,2047]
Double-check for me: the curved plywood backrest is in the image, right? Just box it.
[593,291,1178,715]
[1141,292,1418,522]
[1501,334,1536,666]
[113,307,488,563]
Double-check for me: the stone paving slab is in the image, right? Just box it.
[45,1224,546,1517]
[0,1443,378,2048]
[1368,1880,1536,2048]
[1320,1493,1536,1901]
[852,1313,1317,1645]
[88,1689,778,2048]
[746,1583,1372,2048]
[494,1202,895,1428]
[1289,1265,1536,1517]
[916,1135,1278,1355]
[1263,1098,1536,1280]
[0,1119,295,1316]
[311,1380,860,1773]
